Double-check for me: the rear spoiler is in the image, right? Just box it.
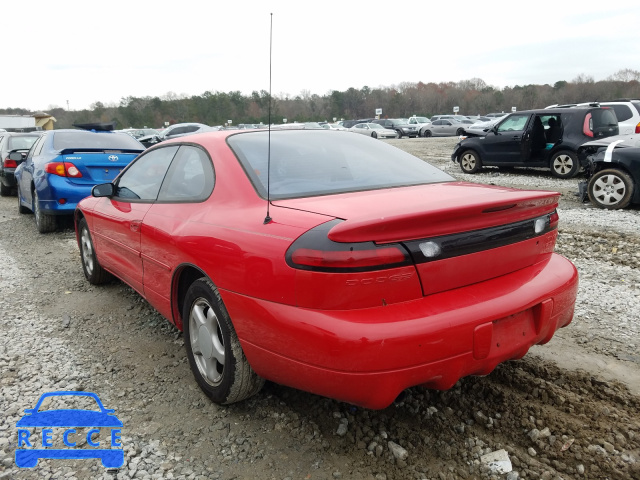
[59,148,144,155]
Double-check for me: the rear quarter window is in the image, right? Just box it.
[610,105,633,122]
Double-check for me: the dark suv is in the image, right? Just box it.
[0,132,43,196]
[451,107,619,178]
[371,118,419,138]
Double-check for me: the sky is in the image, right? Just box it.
[4,0,639,112]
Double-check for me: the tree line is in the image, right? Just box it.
[3,69,639,129]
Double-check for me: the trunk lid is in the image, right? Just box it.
[61,150,140,185]
[274,183,560,296]
[273,182,559,243]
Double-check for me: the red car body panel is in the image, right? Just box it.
[75,130,578,409]
[223,254,577,409]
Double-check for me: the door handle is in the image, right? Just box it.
[130,221,142,232]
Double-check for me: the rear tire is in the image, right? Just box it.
[456,128,465,136]
[17,185,29,214]
[0,182,11,196]
[183,278,264,404]
[79,217,112,284]
[33,190,57,233]
[460,150,482,174]
[587,169,634,209]
[550,150,579,178]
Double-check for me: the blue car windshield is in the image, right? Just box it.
[228,130,453,200]
[53,131,143,151]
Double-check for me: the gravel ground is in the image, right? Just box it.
[0,137,639,480]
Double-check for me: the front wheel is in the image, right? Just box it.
[460,150,482,174]
[33,190,57,233]
[550,150,579,178]
[587,169,634,209]
[183,278,264,404]
[456,128,465,136]
[395,130,403,138]
[423,130,432,138]
[79,217,112,284]
[371,131,378,139]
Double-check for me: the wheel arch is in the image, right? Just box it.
[172,264,211,331]
[74,209,86,246]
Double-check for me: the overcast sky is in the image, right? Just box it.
[4,0,639,112]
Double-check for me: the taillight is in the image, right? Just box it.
[3,158,17,168]
[286,220,411,272]
[635,122,640,134]
[583,113,594,137]
[44,162,83,178]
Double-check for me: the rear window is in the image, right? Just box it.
[591,108,618,128]
[227,130,453,200]
[7,135,40,151]
[53,131,144,151]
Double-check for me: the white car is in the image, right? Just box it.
[463,117,507,137]
[546,101,640,135]
[322,123,347,131]
[407,116,431,137]
[349,123,398,139]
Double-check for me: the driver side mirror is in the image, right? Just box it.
[92,183,114,197]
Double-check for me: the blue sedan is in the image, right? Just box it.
[15,129,144,233]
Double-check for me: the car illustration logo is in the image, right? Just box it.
[15,391,124,469]
[108,155,119,162]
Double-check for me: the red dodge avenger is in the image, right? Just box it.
[75,129,578,409]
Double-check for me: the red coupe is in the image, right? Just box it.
[75,130,578,409]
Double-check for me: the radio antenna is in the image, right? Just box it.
[263,12,273,225]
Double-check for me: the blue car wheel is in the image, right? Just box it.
[33,190,57,233]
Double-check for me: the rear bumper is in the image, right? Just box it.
[36,177,94,215]
[222,253,578,409]
[0,169,16,187]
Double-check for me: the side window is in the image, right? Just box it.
[157,146,214,202]
[610,105,632,122]
[114,146,179,201]
[497,114,529,132]
[183,126,200,134]
[165,127,183,138]
[34,136,46,156]
[25,135,46,163]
